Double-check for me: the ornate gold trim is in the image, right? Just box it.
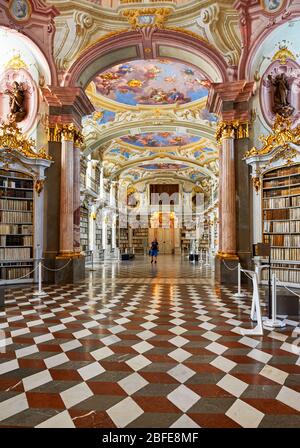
[0,120,52,160]
[244,115,300,159]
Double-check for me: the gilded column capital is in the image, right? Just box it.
[216,120,249,143]
[48,123,85,148]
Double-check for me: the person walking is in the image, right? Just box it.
[150,238,159,264]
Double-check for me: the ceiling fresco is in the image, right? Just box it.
[120,132,201,148]
[91,59,210,106]
[139,163,189,171]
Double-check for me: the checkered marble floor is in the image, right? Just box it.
[0,256,299,428]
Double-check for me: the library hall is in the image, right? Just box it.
[0,0,300,432]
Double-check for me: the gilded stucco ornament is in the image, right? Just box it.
[34,178,45,196]
[244,115,300,159]
[252,176,261,194]
[272,44,296,65]
[0,120,52,160]
[122,8,171,30]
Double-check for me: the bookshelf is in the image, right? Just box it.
[0,169,34,284]
[262,164,300,287]
[96,221,102,251]
[132,228,148,254]
[118,228,129,253]
[80,206,89,252]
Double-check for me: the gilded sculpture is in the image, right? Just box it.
[244,115,300,160]
[268,73,294,117]
[4,81,27,123]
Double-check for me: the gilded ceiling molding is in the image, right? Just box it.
[0,120,52,161]
[244,115,300,160]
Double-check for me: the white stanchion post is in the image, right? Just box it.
[33,261,47,298]
[234,263,246,298]
[199,249,203,264]
[263,274,286,329]
[240,270,263,336]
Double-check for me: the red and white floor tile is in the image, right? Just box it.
[0,256,299,428]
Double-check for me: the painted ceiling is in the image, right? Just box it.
[91,59,210,107]
[120,132,200,148]
[139,163,189,171]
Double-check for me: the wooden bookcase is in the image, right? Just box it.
[80,206,89,252]
[0,169,34,283]
[262,164,300,287]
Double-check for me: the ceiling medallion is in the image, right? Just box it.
[122,8,171,30]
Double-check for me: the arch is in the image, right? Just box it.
[110,157,217,180]
[64,29,229,88]
[84,120,217,157]
[241,16,300,80]
[0,25,54,86]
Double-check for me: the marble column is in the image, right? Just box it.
[59,132,74,256]
[221,133,237,258]
[218,143,223,254]
[73,141,81,254]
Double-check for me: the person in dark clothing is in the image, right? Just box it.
[150,239,159,264]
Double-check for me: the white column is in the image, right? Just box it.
[100,165,104,200]
[102,212,107,250]
[110,182,116,208]
[112,215,117,249]
[86,155,92,190]
[252,175,263,244]
[89,206,96,251]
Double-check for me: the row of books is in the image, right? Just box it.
[263,175,300,188]
[0,170,31,179]
[0,199,33,211]
[0,190,33,199]
[262,268,300,284]
[0,224,33,235]
[0,247,31,260]
[263,197,290,209]
[0,235,33,247]
[265,187,300,197]
[264,234,300,246]
[271,247,300,260]
[263,221,290,233]
[264,208,300,220]
[264,166,300,178]
[0,267,33,280]
[0,211,32,224]
[0,179,33,189]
